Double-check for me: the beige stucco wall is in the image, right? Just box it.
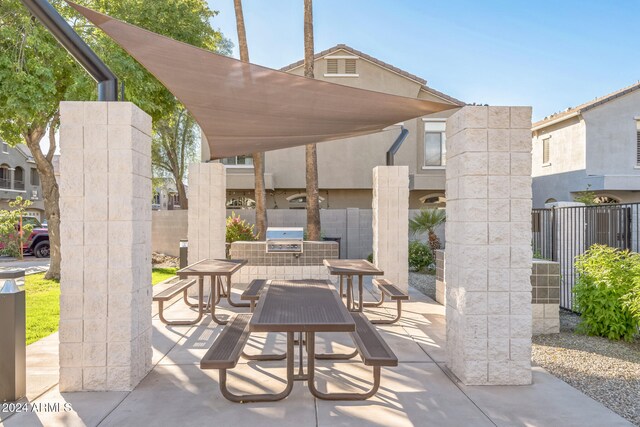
[532,116,586,177]
[151,210,188,256]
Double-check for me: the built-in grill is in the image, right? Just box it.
[265,227,304,254]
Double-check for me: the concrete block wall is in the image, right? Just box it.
[187,163,226,296]
[372,166,409,292]
[445,106,533,385]
[59,102,152,392]
[151,210,188,257]
[435,249,445,305]
[532,260,560,334]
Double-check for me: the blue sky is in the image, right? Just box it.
[206,0,640,121]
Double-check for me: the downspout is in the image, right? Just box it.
[20,0,119,101]
[386,126,409,166]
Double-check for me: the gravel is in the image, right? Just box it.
[532,311,640,425]
[409,271,436,300]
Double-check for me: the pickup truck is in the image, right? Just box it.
[0,217,50,258]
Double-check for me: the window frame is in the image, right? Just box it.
[422,119,446,169]
[221,155,254,168]
[542,137,551,166]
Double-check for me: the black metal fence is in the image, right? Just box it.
[532,203,640,310]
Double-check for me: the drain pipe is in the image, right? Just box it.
[386,126,409,166]
[20,0,119,101]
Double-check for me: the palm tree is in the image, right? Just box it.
[233,0,268,239]
[303,0,321,240]
[409,209,446,250]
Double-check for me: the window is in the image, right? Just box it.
[286,193,324,209]
[326,58,338,74]
[0,164,9,189]
[345,59,357,74]
[226,196,256,209]
[2,143,7,154]
[423,120,446,167]
[30,168,39,186]
[221,155,253,167]
[543,138,550,164]
[419,193,446,208]
[14,167,24,190]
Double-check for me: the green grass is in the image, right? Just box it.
[24,268,178,345]
[152,267,177,285]
[25,273,60,345]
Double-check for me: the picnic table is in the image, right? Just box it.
[323,259,384,312]
[177,259,248,325]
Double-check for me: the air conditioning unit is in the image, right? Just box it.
[31,190,38,200]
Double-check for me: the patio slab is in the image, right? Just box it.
[2,281,633,427]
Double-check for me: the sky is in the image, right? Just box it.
[206,0,640,121]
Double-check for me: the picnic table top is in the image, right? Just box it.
[176,259,247,277]
[322,259,384,276]
[250,279,355,333]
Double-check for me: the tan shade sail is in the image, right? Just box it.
[66,1,457,160]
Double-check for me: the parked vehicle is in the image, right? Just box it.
[0,217,50,258]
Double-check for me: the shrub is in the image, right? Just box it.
[573,244,640,341]
[367,253,373,263]
[408,240,433,272]
[225,212,258,243]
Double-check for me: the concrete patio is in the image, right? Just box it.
[1,281,632,427]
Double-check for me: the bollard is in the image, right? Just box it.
[179,239,188,269]
[0,270,26,402]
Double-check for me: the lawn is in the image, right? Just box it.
[25,267,177,345]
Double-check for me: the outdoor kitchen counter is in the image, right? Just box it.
[229,241,339,266]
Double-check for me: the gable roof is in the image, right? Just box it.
[533,82,640,130]
[280,44,465,106]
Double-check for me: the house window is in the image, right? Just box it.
[2,143,7,154]
[0,164,9,189]
[221,155,253,167]
[30,168,39,186]
[14,167,24,190]
[286,193,324,209]
[345,59,357,74]
[419,193,446,208]
[543,138,550,164]
[326,58,338,74]
[423,120,446,167]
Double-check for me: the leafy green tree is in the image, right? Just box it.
[0,197,34,259]
[409,208,446,250]
[151,106,199,209]
[573,184,597,205]
[0,0,230,279]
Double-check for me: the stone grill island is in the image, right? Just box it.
[229,241,339,284]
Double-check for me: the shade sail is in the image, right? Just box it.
[66,1,458,160]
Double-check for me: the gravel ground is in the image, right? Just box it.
[409,271,436,300]
[532,311,640,425]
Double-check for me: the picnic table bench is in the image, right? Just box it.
[153,277,200,325]
[365,278,410,324]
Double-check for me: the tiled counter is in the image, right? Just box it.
[531,259,561,334]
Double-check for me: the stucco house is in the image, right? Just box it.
[0,141,45,220]
[218,44,464,209]
[532,82,640,207]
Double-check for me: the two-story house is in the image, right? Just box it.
[0,141,45,220]
[532,82,640,208]
[218,44,464,209]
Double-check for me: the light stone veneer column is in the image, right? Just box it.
[187,162,226,295]
[372,166,409,292]
[58,101,152,392]
[445,106,533,385]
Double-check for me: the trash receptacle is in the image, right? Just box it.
[179,239,188,269]
[0,270,26,402]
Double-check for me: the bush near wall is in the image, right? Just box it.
[573,245,640,341]
[408,241,434,272]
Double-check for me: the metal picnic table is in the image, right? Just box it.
[176,259,248,325]
[323,259,384,312]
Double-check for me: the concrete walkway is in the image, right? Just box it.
[1,282,632,427]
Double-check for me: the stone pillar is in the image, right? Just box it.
[445,106,532,385]
[58,102,152,392]
[187,162,226,295]
[372,166,409,292]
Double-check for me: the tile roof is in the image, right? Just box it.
[280,44,465,106]
[534,81,640,128]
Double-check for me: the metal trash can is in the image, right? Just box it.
[0,270,26,402]
[179,239,188,269]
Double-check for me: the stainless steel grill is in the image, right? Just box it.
[265,227,304,253]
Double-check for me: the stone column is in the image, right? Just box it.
[372,166,409,292]
[187,162,226,296]
[445,106,532,385]
[58,101,152,391]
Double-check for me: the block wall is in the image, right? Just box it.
[445,106,533,385]
[58,102,152,391]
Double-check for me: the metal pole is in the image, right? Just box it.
[0,270,26,402]
[19,0,119,101]
[179,239,188,269]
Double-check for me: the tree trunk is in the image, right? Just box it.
[234,0,268,239]
[304,0,321,241]
[176,178,188,209]
[23,118,60,280]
